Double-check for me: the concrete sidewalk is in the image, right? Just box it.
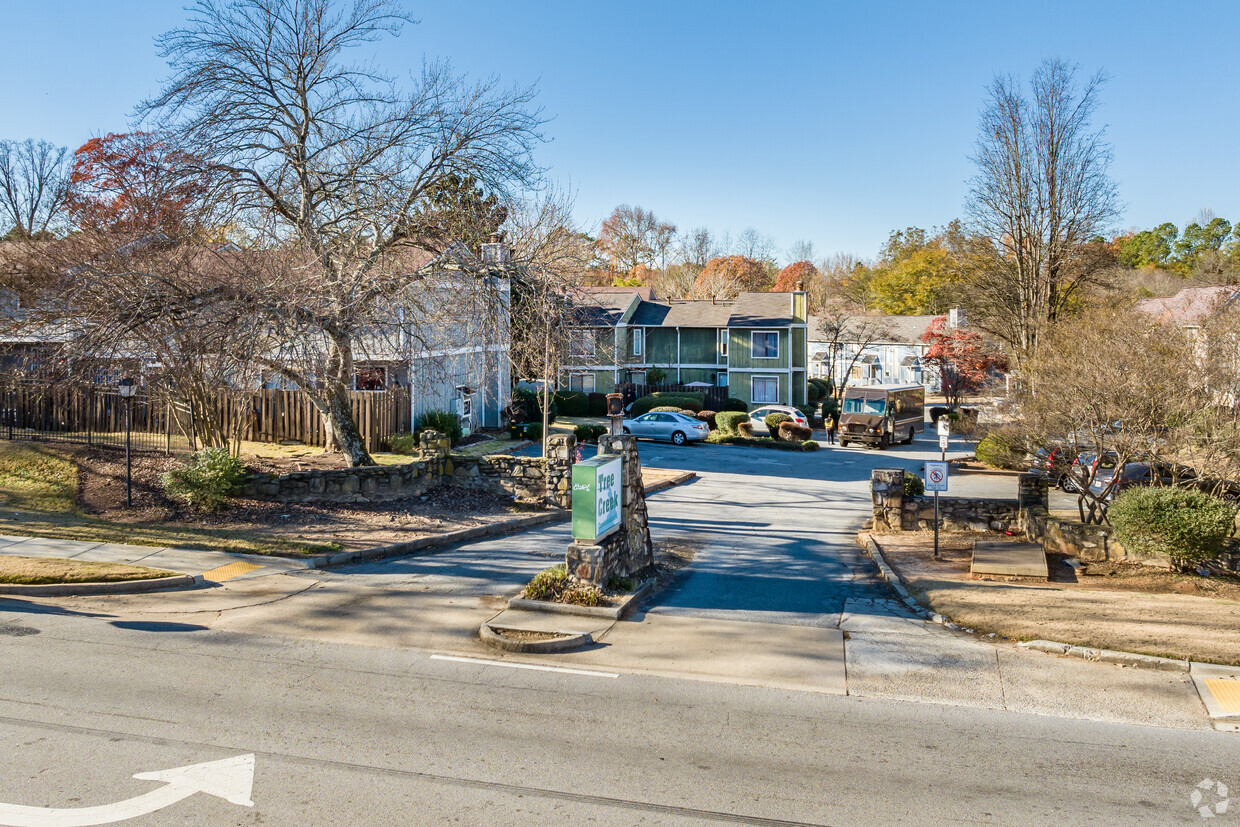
[0,534,308,583]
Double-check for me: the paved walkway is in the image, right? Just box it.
[0,534,306,582]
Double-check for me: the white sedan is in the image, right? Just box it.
[621,411,709,445]
[747,405,810,434]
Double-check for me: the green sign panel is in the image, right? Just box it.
[571,455,622,543]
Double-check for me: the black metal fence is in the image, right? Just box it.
[0,385,186,454]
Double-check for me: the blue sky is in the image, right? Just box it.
[3,1,1238,262]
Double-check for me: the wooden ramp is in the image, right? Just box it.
[971,541,1048,580]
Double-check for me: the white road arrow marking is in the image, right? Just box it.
[0,753,255,827]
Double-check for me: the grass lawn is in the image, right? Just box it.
[0,556,176,585]
[0,442,340,557]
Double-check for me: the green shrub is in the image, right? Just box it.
[807,382,823,402]
[162,447,246,511]
[777,422,813,442]
[721,397,748,412]
[821,397,840,421]
[1108,487,1235,569]
[649,405,684,412]
[974,432,1024,470]
[704,432,819,451]
[801,440,820,451]
[387,432,416,454]
[416,409,462,445]
[525,423,544,442]
[696,410,717,430]
[523,563,604,605]
[715,411,748,434]
[587,392,608,416]
[524,564,569,600]
[764,412,792,433]
[631,393,703,416]
[553,390,590,417]
[797,404,818,425]
[646,367,668,384]
[573,424,607,443]
[903,471,925,497]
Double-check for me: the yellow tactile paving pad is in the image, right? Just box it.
[1204,679,1240,715]
[201,560,264,582]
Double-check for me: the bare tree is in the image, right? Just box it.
[137,0,544,466]
[0,139,71,239]
[734,227,776,264]
[814,300,893,402]
[966,59,1120,361]
[679,227,713,271]
[595,204,676,273]
[787,239,815,265]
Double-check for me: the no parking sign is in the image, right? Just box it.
[925,461,949,492]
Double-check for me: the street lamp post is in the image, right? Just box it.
[118,378,137,507]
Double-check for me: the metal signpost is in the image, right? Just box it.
[118,378,137,508]
[926,416,951,559]
[571,454,623,544]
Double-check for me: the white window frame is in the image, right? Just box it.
[750,331,779,360]
[719,328,729,358]
[568,372,596,393]
[632,328,643,357]
[751,375,780,404]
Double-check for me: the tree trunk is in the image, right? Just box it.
[320,381,375,467]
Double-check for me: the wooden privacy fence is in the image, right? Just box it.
[0,385,411,454]
[619,383,730,411]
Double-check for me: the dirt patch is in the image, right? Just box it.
[0,556,176,585]
[490,628,568,642]
[871,531,1240,665]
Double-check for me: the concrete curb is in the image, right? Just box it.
[1017,639,1190,672]
[857,533,944,624]
[0,573,203,597]
[478,623,592,653]
[643,471,697,495]
[860,531,1210,674]
[508,578,655,621]
[312,510,571,570]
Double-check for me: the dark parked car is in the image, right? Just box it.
[1027,445,1081,490]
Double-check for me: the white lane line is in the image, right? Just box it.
[430,654,619,678]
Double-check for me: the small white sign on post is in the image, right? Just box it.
[939,434,950,452]
[925,461,949,492]
[937,417,951,437]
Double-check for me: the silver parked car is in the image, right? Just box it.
[621,411,709,445]
[747,405,810,434]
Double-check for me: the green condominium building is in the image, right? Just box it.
[561,287,809,408]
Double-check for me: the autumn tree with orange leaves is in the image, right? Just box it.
[772,260,817,292]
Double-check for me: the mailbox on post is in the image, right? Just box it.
[571,455,622,544]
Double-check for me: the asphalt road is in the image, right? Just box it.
[0,433,1234,825]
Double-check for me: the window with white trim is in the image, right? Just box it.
[568,373,596,393]
[751,331,779,359]
[632,328,643,357]
[630,370,646,385]
[752,375,779,403]
[719,329,729,358]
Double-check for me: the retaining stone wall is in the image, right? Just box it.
[870,468,1045,533]
[240,430,575,507]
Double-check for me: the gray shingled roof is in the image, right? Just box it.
[572,292,638,326]
[627,292,796,329]
[808,313,937,344]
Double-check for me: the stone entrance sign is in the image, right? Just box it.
[572,455,622,543]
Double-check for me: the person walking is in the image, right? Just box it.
[826,412,838,445]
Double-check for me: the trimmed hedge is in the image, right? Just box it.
[807,382,823,402]
[721,397,748,412]
[696,410,717,431]
[764,412,792,433]
[416,409,463,445]
[511,388,557,425]
[737,421,756,437]
[1108,487,1235,569]
[587,392,608,416]
[553,390,590,417]
[706,432,820,451]
[778,422,813,442]
[387,432,416,454]
[525,423,544,442]
[631,393,704,416]
[974,432,1025,470]
[715,411,748,434]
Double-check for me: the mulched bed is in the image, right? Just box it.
[50,444,519,551]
